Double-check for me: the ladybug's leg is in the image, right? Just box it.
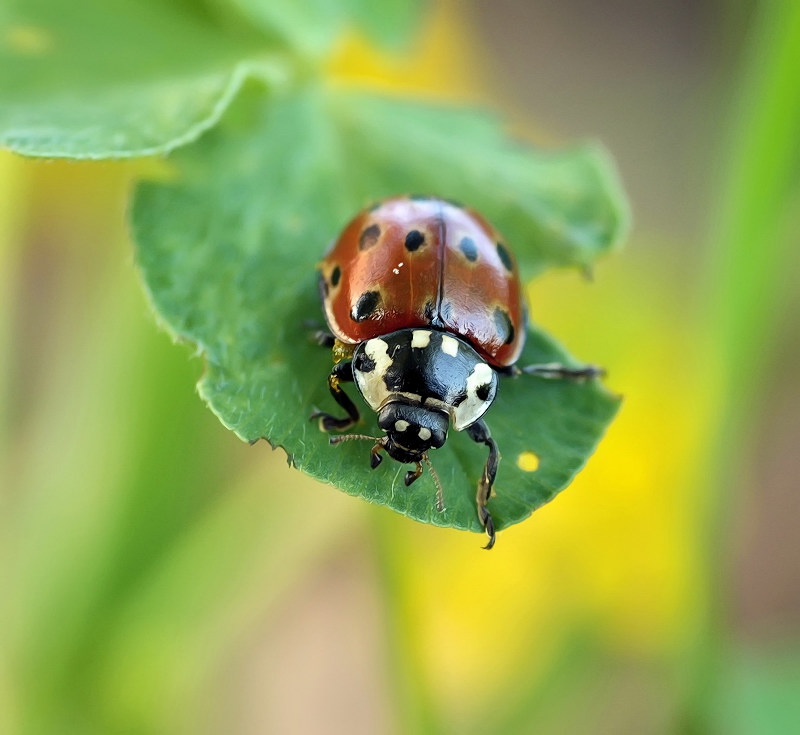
[404,461,423,487]
[310,361,360,432]
[502,363,604,380]
[466,419,499,550]
[312,331,336,348]
[522,362,604,379]
[302,319,336,348]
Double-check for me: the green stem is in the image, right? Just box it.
[688,1,800,729]
[706,1,800,391]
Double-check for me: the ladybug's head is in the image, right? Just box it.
[328,400,448,504]
[377,401,449,464]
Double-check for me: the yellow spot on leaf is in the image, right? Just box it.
[4,25,53,55]
[516,451,540,472]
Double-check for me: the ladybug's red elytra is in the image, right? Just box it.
[311,196,602,548]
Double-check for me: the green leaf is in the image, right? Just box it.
[0,0,278,158]
[132,84,623,536]
[224,0,426,54]
[217,0,343,54]
[345,0,428,49]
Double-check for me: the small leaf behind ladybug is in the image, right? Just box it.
[132,84,624,536]
[328,91,630,276]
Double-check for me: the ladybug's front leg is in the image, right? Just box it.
[466,419,499,550]
[310,361,360,432]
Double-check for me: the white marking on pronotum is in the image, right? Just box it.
[411,330,431,349]
[441,335,459,356]
[465,362,493,396]
[452,362,496,431]
[364,338,392,376]
[356,338,394,411]
[395,419,410,432]
[418,427,432,441]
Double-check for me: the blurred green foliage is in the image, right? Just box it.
[690,1,800,731]
[0,0,424,156]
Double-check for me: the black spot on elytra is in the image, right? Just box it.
[351,290,381,322]
[496,242,514,272]
[330,265,341,287]
[405,229,425,251]
[494,307,515,345]
[353,351,376,373]
[459,236,478,262]
[476,383,491,401]
[359,224,381,250]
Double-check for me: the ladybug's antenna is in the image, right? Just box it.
[329,433,387,470]
[329,434,384,444]
[423,453,445,512]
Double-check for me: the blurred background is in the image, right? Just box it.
[1,0,799,733]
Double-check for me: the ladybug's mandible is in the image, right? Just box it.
[311,196,601,548]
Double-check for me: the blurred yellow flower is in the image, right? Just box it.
[329,0,486,101]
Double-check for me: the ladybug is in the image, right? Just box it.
[311,196,601,548]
